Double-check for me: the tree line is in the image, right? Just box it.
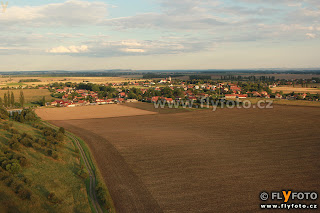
[0,91,25,108]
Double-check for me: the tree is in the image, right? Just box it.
[4,93,8,108]
[0,106,8,119]
[41,96,46,106]
[92,85,100,92]
[19,90,25,108]
[11,91,15,107]
[7,91,11,107]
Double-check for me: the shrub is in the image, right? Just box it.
[9,128,19,135]
[17,188,32,200]
[46,149,53,156]
[38,139,47,147]
[0,171,10,181]
[23,177,32,186]
[3,124,10,131]
[58,127,65,134]
[77,169,89,179]
[10,180,22,193]
[20,138,33,147]
[55,133,64,143]
[18,157,28,167]
[96,183,109,206]
[6,163,21,174]
[33,143,41,150]
[46,136,56,144]
[52,152,59,160]
[9,142,20,151]
[12,134,21,141]
[48,192,60,204]
[4,176,14,186]
[21,133,33,140]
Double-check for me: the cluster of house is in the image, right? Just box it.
[48,79,318,107]
[48,82,270,107]
[49,87,126,107]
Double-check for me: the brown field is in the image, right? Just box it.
[271,86,320,94]
[36,104,157,120]
[0,89,52,103]
[240,73,320,80]
[39,104,320,213]
[0,76,146,87]
[246,98,320,107]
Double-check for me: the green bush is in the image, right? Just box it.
[9,141,20,151]
[96,183,109,207]
[6,163,21,174]
[20,138,33,147]
[46,149,53,156]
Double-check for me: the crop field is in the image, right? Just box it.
[271,86,320,94]
[0,89,52,104]
[40,104,320,212]
[0,76,145,87]
[36,104,157,120]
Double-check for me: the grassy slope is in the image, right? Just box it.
[46,122,116,213]
[0,121,91,213]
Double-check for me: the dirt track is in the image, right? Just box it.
[50,105,320,212]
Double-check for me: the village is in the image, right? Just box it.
[42,76,319,108]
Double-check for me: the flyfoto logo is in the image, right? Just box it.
[260,191,318,202]
[1,1,8,13]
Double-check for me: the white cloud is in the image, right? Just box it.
[0,0,108,26]
[47,45,88,53]
[122,48,145,53]
[0,0,319,59]
[306,33,316,39]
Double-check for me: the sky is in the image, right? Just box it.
[0,0,319,71]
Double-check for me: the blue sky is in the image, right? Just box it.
[0,0,319,71]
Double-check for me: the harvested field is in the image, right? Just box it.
[0,89,52,103]
[36,104,157,120]
[0,76,146,87]
[124,102,191,114]
[271,86,320,94]
[47,105,320,213]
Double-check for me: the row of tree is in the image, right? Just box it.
[0,91,25,108]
